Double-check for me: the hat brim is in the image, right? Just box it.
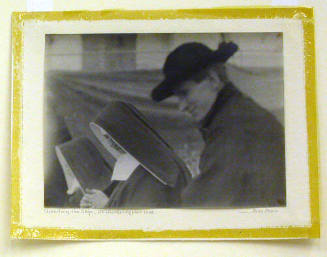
[151,57,214,102]
[151,78,177,102]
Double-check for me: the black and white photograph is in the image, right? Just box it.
[44,32,286,210]
[11,9,318,239]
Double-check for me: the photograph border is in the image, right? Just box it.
[11,7,320,239]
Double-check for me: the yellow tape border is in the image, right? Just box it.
[11,7,320,240]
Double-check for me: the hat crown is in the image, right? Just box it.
[163,42,213,77]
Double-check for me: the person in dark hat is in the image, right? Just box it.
[80,101,191,208]
[151,42,286,208]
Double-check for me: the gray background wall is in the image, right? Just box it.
[45,33,283,71]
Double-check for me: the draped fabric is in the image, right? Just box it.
[44,65,283,206]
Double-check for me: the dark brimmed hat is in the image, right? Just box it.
[90,101,191,187]
[151,41,238,102]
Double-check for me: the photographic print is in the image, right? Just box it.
[44,32,285,210]
[11,8,319,240]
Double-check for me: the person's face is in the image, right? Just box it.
[174,69,223,122]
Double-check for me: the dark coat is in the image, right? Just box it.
[182,84,286,208]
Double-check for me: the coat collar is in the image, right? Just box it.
[199,82,241,141]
